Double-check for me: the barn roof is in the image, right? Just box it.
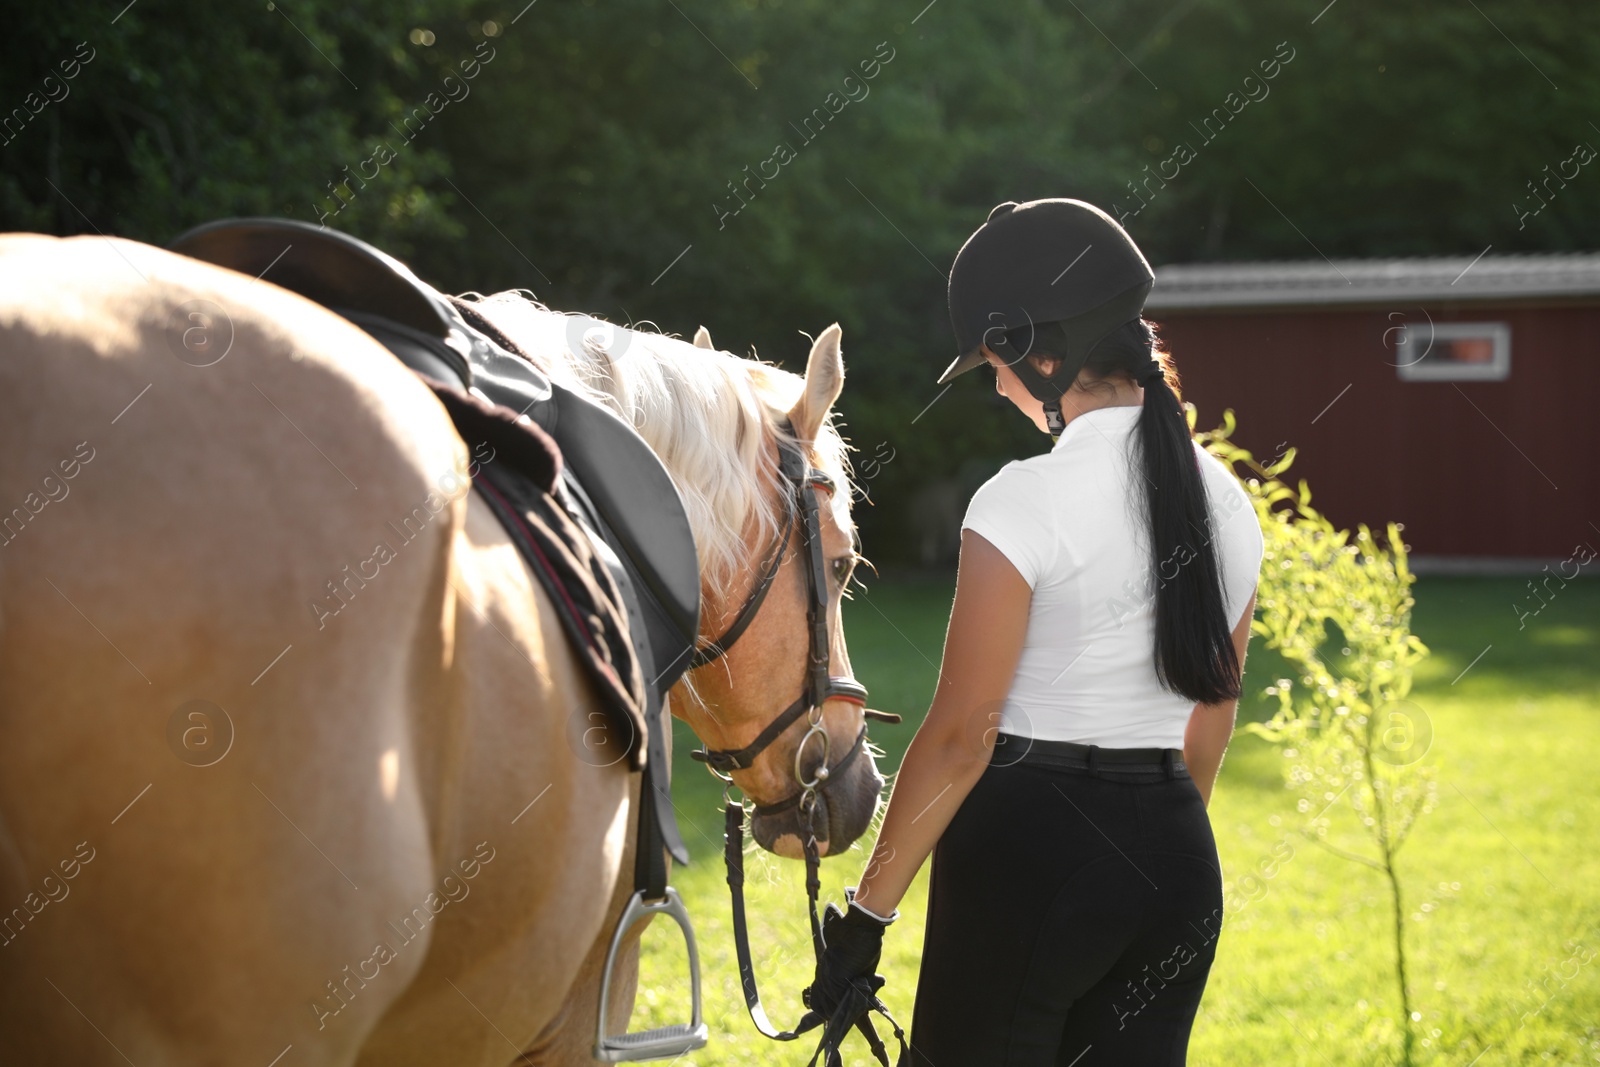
[1145,251,1600,311]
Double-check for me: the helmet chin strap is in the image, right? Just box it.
[991,326,1077,442]
[1043,397,1065,440]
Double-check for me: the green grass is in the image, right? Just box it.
[636,576,1600,1066]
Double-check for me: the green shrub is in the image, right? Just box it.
[1199,410,1437,1067]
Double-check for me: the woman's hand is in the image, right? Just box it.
[801,891,907,1066]
[803,892,896,1018]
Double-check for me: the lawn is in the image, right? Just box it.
[636,575,1600,1066]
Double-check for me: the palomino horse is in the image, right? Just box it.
[0,234,883,1065]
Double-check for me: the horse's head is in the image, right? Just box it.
[464,297,884,860]
[670,323,884,859]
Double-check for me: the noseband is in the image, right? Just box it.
[685,424,908,1066]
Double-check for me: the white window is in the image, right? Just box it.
[1396,321,1510,382]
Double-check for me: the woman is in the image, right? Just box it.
[805,199,1264,1065]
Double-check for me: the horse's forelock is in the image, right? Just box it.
[465,292,854,590]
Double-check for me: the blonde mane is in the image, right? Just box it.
[463,292,853,589]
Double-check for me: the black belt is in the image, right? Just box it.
[994,732,1187,776]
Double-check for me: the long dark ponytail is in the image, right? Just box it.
[1085,319,1241,705]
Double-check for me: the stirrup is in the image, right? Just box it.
[595,887,710,1062]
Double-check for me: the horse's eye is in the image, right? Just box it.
[831,557,854,585]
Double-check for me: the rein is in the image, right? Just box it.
[689,425,907,1067]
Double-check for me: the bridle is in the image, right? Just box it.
[687,419,902,814]
[687,427,887,798]
[686,422,907,1066]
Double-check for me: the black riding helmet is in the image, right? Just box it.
[941,199,1155,435]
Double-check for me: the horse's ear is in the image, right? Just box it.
[693,325,714,349]
[787,323,843,441]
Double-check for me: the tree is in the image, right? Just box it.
[8,0,1600,561]
[1200,411,1436,1067]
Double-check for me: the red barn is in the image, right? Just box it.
[1145,254,1600,571]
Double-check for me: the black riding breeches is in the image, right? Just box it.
[907,734,1224,1067]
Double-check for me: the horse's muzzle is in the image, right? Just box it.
[749,748,884,859]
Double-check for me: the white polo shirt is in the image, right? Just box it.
[961,405,1263,748]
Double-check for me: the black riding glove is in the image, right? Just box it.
[803,889,897,1019]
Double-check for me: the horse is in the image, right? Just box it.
[0,232,884,1065]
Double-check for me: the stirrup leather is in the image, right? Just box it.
[594,888,709,1062]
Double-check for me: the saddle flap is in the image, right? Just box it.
[537,386,701,686]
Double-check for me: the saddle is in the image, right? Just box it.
[172,218,713,1060]
[168,219,699,695]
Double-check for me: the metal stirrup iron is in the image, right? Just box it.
[594,887,708,1061]
[594,762,709,1061]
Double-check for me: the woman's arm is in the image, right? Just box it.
[852,530,1032,917]
[1182,592,1256,807]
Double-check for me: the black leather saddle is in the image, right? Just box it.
[170,219,701,866]
[169,218,700,697]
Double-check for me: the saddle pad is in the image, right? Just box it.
[426,382,648,770]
